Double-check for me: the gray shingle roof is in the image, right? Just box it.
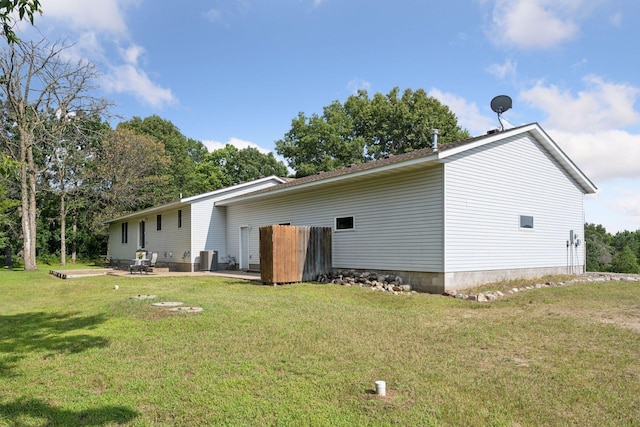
[259,124,530,192]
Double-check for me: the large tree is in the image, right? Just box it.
[0,38,109,270]
[197,144,288,189]
[44,115,108,264]
[119,116,206,199]
[88,126,171,224]
[276,87,470,177]
[584,223,613,272]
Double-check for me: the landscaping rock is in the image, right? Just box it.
[441,273,640,303]
[323,270,414,295]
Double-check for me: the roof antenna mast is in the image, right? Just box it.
[490,95,512,131]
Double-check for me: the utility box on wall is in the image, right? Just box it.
[199,250,218,271]
[259,225,332,284]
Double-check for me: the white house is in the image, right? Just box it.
[106,176,287,271]
[106,123,596,292]
[214,123,596,292]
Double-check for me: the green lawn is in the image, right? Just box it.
[0,267,639,426]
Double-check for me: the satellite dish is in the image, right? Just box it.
[490,95,512,130]
[490,95,512,114]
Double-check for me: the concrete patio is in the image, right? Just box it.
[50,267,262,282]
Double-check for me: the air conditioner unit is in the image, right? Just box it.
[199,250,218,271]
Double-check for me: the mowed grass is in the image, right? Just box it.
[0,268,639,426]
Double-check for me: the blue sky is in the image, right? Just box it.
[20,0,640,233]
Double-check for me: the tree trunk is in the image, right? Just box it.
[71,220,77,264]
[25,135,38,270]
[60,192,66,265]
[19,137,37,271]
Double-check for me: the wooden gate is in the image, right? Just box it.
[259,225,332,284]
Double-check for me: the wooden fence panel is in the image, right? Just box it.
[260,225,332,284]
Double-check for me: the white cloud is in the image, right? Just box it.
[612,189,640,218]
[102,63,175,108]
[41,0,133,36]
[205,8,223,23]
[549,129,640,182]
[486,59,517,80]
[430,88,495,135]
[32,1,176,109]
[609,11,622,28]
[121,44,145,66]
[521,75,640,132]
[489,0,581,49]
[346,78,371,94]
[202,137,272,154]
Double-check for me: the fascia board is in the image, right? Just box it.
[103,201,186,224]
[180,175,287,203]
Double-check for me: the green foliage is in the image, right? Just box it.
[585,223,640,273]
[196,143,288,190]
[119,116,206,198]
[276,87,470,177]
[611,246,640,274]
[0,0,41,43]
[611,229,640,261]
[585,222,613,272]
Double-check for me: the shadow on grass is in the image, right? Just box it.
[0,312,109,376]
[0,398,138,426]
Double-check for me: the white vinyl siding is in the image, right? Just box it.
[146,207,191,263]
[444,133,585,272]
[190,201,226,264]
[225,166,444,272]
[108,222,133,260]
[187,178,283,264]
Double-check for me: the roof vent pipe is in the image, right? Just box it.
[432,129,439,152]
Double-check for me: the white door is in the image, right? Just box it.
[240,226,249,270]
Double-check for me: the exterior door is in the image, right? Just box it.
[240,226,249,270]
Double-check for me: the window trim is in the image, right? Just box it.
[519,215,534,230]
[335,215,355,231]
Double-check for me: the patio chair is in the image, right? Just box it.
[129,258,143,274]
[142,252,158,274]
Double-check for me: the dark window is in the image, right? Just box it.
[121,222,128,243]
[178,210,182,228]
[335,216,354,230]
[157,214,162,231]
[139,221,145,248]
[520,215,534,229]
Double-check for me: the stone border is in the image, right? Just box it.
[443,273,640,302]
[318,271,640,299]
[318,271,414,295]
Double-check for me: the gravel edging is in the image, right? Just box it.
[444,272,640,302]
